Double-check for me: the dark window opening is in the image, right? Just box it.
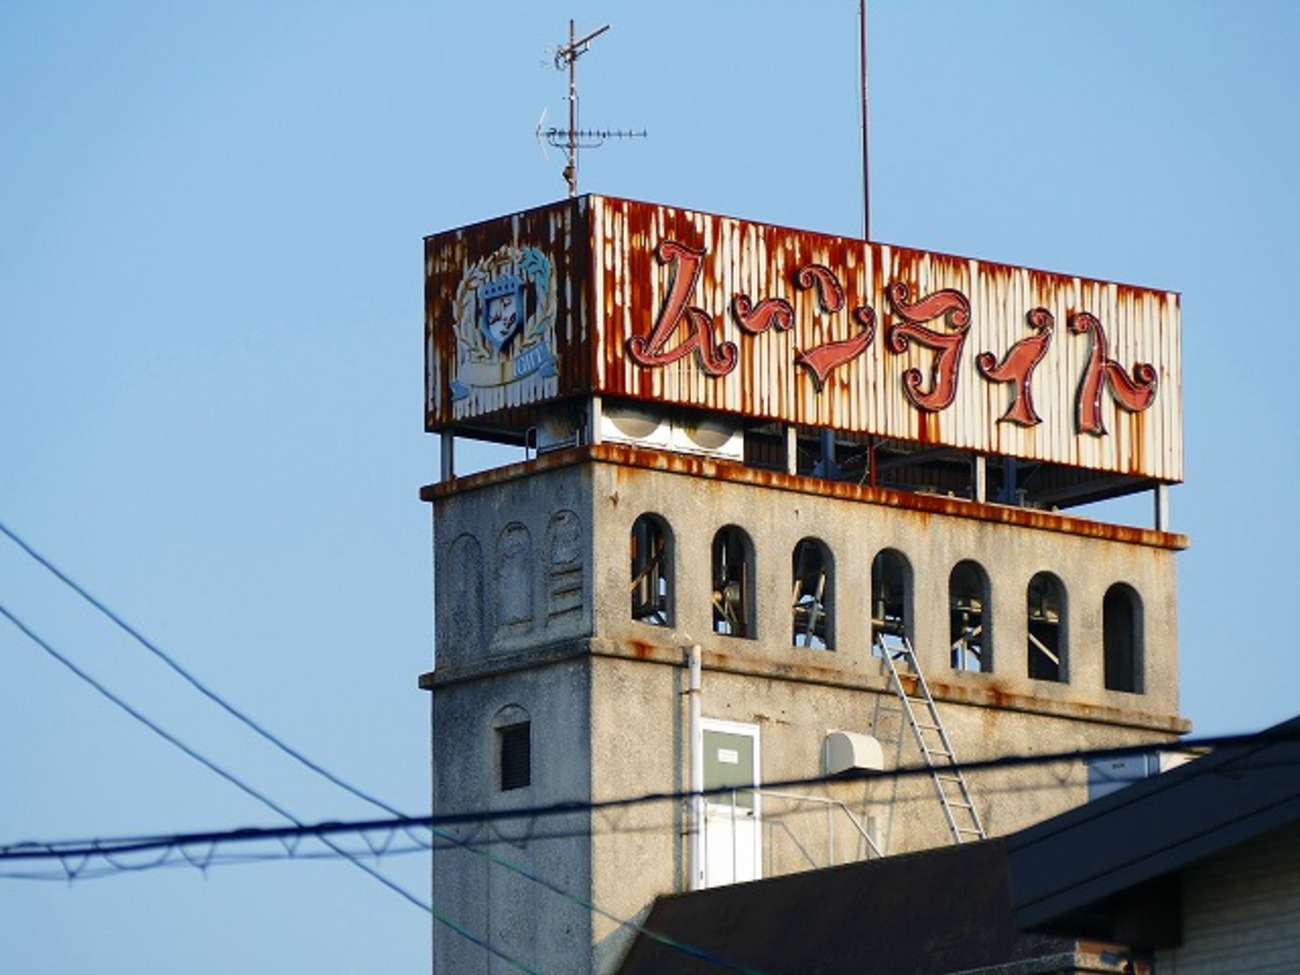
[950,560,989,672]
[631,514,672,626]
[871,549,910,651]
[1027,572,1067,682]
[792,538,832,649]
[1104,584,1143,693]
[712,526,755,638]
[499,722,531,791]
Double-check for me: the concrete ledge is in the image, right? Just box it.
[421,443,1189,551]
[420,636,1190,736]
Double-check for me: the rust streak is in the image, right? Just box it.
[421,442,1189,551]
[425,195,1182,483]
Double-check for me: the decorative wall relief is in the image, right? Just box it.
[546,509,584,626]
[445,534,484,653]
[495,522,535,639]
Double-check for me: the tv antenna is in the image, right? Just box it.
[537,20,646,198]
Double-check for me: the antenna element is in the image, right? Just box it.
[541,20,646,197]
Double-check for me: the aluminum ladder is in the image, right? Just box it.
[875,631,987,844]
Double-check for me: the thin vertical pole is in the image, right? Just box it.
[730,789,738,882]
[440,430,455,483]
[1154,483,1170,532]
[551,21,613,197]
[688,644,703,891]
[828,804,834,867]
[566,19,578,197]
[860,1,870,239]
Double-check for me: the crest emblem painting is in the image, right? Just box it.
[450,244,558,407]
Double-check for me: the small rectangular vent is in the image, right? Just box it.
[500,722,531,791]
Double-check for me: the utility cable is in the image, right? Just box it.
[0,519,397,815]
[0,600,424,907]
[0,526,755,975]
[9,521,1284,974]
[0,601,550,975]
[4,729,1291,863]
[2,522,784,973]
[0,521,759,972]
[0,634,1285,975]
[0,602,759,973]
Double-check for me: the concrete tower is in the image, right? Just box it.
[421,196,1186,974]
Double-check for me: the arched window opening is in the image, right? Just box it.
[950,561,989,672]
[1104,584,1143,693]
[1027,572,1067,682]
[631,514,672,626]
[871,549,910,650]
[792,538,833,649]
[713,526,755,639]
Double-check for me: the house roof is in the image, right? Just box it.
[616,838,1069,975]
[616,718,1300,972]
[1007,716,1300,945]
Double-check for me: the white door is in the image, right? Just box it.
[701,720,760,887]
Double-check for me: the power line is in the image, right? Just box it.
[8,522,1290,974]
[0,600,559,975]
[4,568,1285,973]
[6,768,1214,880]
[0,599,424,905]
[0,519,400,817]
[4,728,1288,866]
[0,525,756,973]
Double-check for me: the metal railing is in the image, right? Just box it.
[754,789,882,872]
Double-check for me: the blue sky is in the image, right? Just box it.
[3,2,1298,972]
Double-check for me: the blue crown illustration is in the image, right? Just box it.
[482,274,522,300]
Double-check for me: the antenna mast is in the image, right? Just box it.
[541,20,645,198]
[860,1,871,239]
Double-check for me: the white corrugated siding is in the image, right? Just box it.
[1157,821,1300,973]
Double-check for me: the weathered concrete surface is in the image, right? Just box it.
[425,446,1187,974]
[430,658,593,975]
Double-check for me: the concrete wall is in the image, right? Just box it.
[433,462,594,669]
[588,658,685,972]
[589,457,1182,719]
[426,449,1188,974]
[429,658,594,975]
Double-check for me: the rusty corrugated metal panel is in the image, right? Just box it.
[425,198,591,429]
[426,195,1182,482]
[592,197,1182,481]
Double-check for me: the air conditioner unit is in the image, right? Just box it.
[671,415,744,462]
[599,404,673,451]
[824,731,884,776]
[534,406,584,454]
[598,404,744,460]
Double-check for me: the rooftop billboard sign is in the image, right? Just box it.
[426,195,1181,482]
